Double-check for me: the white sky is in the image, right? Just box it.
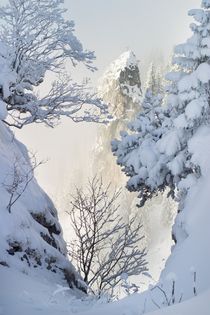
[66,0,201,81]
[16,0,201,208]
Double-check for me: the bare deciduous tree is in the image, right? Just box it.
[67,177,148,297]
[3,153,43,213]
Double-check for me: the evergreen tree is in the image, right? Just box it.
[112,63,166,206]
[112,0,210,207]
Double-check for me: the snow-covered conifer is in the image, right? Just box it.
[112,0,210,207]
[112,63,166,206]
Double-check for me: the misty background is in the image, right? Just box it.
[15,0,200,218]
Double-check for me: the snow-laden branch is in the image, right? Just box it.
[0,0,109,128]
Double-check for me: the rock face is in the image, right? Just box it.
[95,51,142,188]
[0,121,85,293]
[98,50,142,124]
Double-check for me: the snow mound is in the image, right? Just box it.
[1,264,210,315]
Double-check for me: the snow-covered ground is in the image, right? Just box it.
[1,124,210,314]
[1,266,210,315]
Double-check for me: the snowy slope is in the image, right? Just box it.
[1,74,210,315]
[159,126,210,298]
[1,266,210,315]
[0,119,84,292]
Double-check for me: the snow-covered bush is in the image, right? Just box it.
[0,0,108,128]
[112,0,210,208]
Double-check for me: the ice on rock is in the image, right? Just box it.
[202,37,210,49]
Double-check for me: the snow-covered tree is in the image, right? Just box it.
[141,63,164,114]
[112,63,166,206]
[145,63,162,95]
[112,0,210,209]
[0,0,108,129]
[0,0,109,293]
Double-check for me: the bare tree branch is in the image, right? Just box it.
[2,152,44,213]
[67,176,148,297]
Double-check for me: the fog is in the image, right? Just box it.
[15,0,201,214]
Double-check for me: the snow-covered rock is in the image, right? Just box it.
[94,50,142,193]
[0,121,85,293]
[98,50,142,120]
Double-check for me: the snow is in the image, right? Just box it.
[195,63,210,83]
[0,1,108,129]
[0,120,83,291]
[160,126,210,299]
[110,1,210,312]
[202,0,210,8]
[0,44,16,101]
[167,152,184,176]
[174,114,188,129]
[147,290,210,315]
[98,50,142,107]
[157,131,181,156]
[185,99,204,120]
[0,100,7,120]
[106,51,140,80]
[1,0,210,314]
[1,265,210,315]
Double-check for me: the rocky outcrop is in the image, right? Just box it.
[0,121,85,293]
